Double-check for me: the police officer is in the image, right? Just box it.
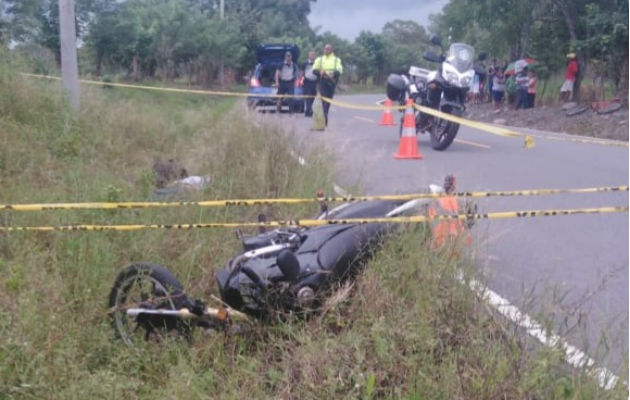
[301,50,318,117]
[275,51,298,114]
[313,43,343,126]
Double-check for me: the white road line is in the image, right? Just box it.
[464,275,620,390]
[292,141,618,390]
[454,138,492,149]
[352,115,376,124]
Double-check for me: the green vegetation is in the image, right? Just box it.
[1,56,627,398]
[2,0,627,103]
[431,0,628,103]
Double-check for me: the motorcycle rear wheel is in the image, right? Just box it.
[108,263,190,346]
[429,108,461,150]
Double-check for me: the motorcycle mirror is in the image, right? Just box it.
[429,34,442,47]
[478,52,488,61]
[276,250,300,282]
[423,50,441,63]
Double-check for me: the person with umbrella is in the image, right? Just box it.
[505,58,537,76]
[515,66,529,110]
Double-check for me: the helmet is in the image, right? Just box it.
[386,74,406,102]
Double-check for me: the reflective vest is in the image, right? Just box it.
[313,54,343,76]
[427,196,471,250]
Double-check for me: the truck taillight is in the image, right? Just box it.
[249,77,261,88]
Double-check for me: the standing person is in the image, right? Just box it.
[301,50,318,117]
[275,51,298,114]
[560,53,578,102]
[470,72,480,103]
[313,43,343,126]
[515,67,529,110]
[526,69,537,108]
[487,58,497,102]
[505,72,517,108]
[491,67,505,110]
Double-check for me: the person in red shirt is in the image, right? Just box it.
[560,53,578,102]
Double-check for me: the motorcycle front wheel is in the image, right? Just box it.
[108,263,191,346]
[429,108,462,151]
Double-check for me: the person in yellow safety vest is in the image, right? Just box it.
[312,43,343,126]
[426,175,472,252]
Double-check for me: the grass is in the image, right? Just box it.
[0,53,627,399]
[536,70,622,106]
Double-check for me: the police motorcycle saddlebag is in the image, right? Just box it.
[386,74,406,102]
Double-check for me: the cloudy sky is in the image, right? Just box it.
[308,0,450,41]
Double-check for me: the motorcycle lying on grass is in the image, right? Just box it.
[108,177,475,346]
[386,35,486,151]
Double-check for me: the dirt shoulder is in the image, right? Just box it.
[464,102,629,141]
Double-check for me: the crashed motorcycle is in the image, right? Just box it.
[386,35,486,151]
[108,178,474,345]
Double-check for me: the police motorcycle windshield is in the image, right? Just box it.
[446,43,474,73]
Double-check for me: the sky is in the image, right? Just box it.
[308,0,450,41]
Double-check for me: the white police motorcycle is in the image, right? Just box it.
[387,35,485,151]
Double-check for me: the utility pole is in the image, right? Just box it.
[58,0,80,110]
[218,0,225,86]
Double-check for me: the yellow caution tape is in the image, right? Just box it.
[1,186,627,212]
[411,103,535,148]
[321,96,406,111]
[22,73,628,148]
[21,73,313,99]
[0,206,627,232]
[524,132,629,148]
[14,74,609,148]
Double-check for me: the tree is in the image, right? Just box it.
[353,31,388,84]
[381,20,431,73]
[430,0,629,104]
[4,0,111,64]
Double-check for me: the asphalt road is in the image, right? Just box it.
[270,94,629,371]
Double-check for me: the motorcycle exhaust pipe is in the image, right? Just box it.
[126,306,250,322]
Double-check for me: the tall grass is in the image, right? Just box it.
[0,55,626,399]
[537,70,622,106]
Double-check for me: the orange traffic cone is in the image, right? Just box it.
[394,98,423,159]
[379,98,395,126]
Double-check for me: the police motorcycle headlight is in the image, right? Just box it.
[445,72,459,86]
[460,71,474,88]
[442,64,467,88]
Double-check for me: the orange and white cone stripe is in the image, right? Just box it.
[394,98,423,159]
